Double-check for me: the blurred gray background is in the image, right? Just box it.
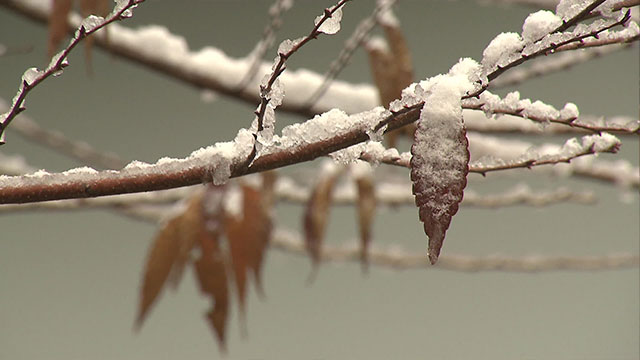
[0,1,638,359]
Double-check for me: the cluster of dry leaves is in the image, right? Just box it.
[46,0,462,351]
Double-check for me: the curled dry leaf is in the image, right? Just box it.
[365,8,414,148]
[224,181,273,334]
[303,164,341,274]
[136,191,203,328]
[351,163,376,271]
[410,83,470,265]
[194,186,229,351]
[136,185,230,352]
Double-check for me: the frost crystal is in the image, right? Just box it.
[47,51,69,76]
[21,67,42,86]
[80,15,105,33]
[277,37,303,55]
[522,10,562,43]
[556,0,591,21]
[113,0,138,18]
[315,8,343,35]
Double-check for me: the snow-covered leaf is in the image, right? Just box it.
[410,77,470,264]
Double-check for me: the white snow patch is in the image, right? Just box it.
[315,8,343,35]
[522,10,562,42]
[482,32,524,73]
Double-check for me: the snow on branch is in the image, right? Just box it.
[271,228,639,272]
[0,0,378,118]
[275,179,595,207]
[359,132,638,187]
[489,43,636,89]
[463,91,640,134]
[304,0,400,106]
[0,0,144,145]
[464,110,640,135]
[244,0,350,167]
[478,1,636,89]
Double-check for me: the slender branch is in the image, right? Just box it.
[234,0,293,91]
[0,0,378,118]
[490,43,635,89]
[304,0,399,107]
[464,110,640,135]
[271,228,640,272]
[0,0,144,144]
[243,0,351,169]
[554,0,608,33]
[0,98,126,169]
[486,9,632,83]
[462,92,640,135]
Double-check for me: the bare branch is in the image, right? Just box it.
[271,228,639,272]
[464,109,640,135]
[0,98,126,169]
[0,0,378,118]
[463,91,640,135]
[490,43,636,89]
[484,8,632,83]
[242,0,351,169]
[234,0,293,91]
[304,0,399,107]
[0,0,144,144]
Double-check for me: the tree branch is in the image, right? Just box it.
[0,0,144,144]
[271,228,640,272]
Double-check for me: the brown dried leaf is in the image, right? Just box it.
[194,248,229,353]
[355,175,376,272]
[135,193,201,329]
[380,22,414,98]
[365,19,415,148]
[194,186,229,351]
[410,87,469,265]
[224,183,273,331]
[48,0,73,58]
[303,166,340,274]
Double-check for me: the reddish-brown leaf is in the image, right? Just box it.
[135,193,201,329]
[365,16,415,148]
[354,172,376,272]
[303,165,340,274]
[224,182,273,333]
[194,185,229,351]
[194,247,229,353]
[410,84,470,265]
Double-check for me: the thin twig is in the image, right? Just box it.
[0,0,144,144]
[241,0,351,169]
[490,43,635,89]
[0,98,126,169]
[234,0,293,91]
[303,0,399,107]
[485,9,632,82]
[271,228,639,272]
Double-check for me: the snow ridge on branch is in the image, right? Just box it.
[0,0,144,145]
